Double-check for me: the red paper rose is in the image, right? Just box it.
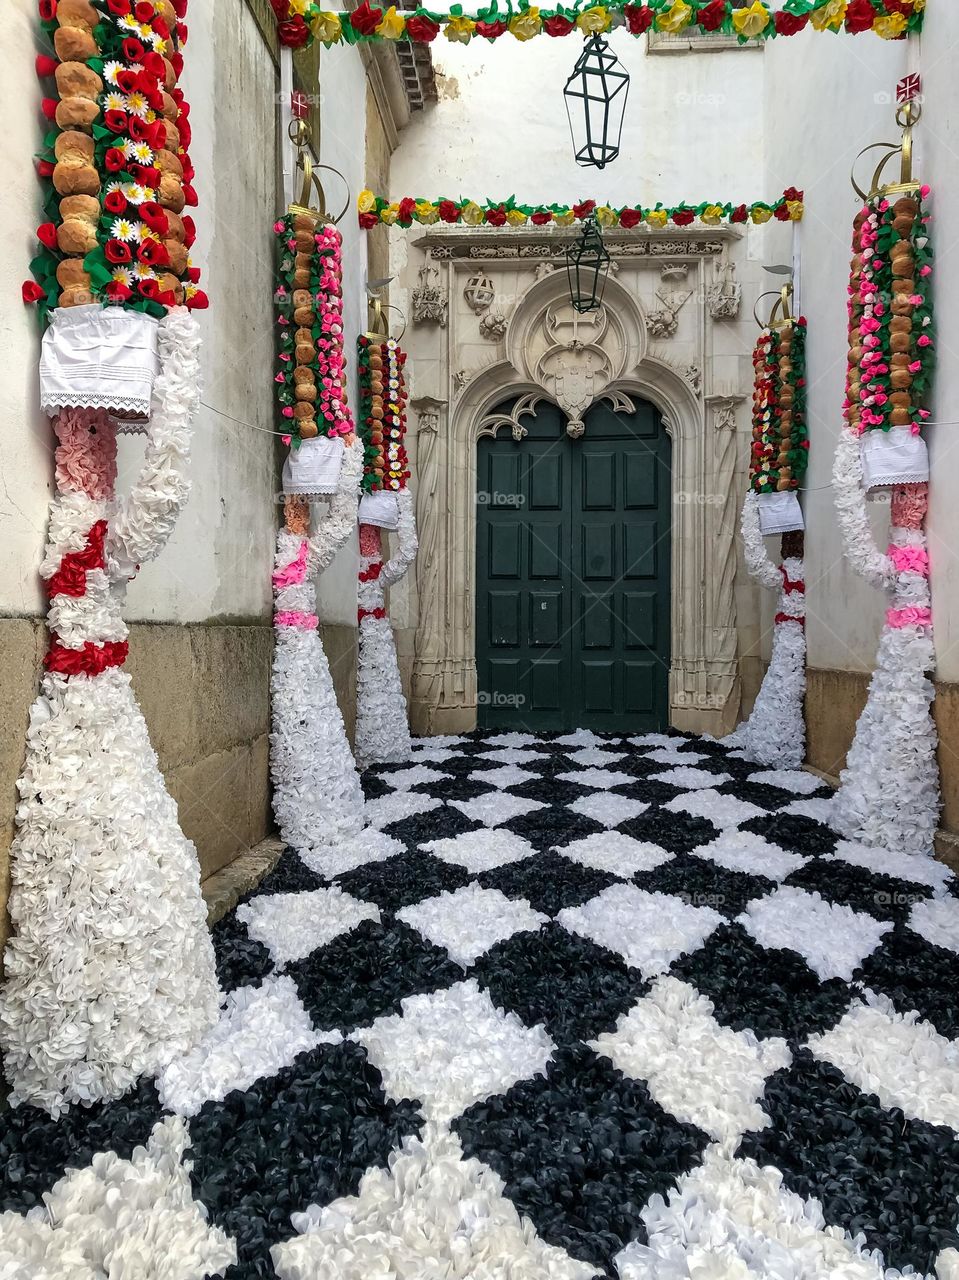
[672,208,695,226]
[105,240,133,264]
[105,109,129,134]
[544,14,574,35]
[38,0,57,20]
[104,148,126,172]
[128,116,150,142]
[697,0,727,32]
[37,222,58,250]
[182,214,197,245]
[350,2,383,35]
[774,11,807,34]
[123,37,146,61]
[438,200,460,223]
[41,97,58,120]
[104,190,128,214]
[624,4,654,34]
[573,200,596,219]
[105,281,133,302]
[406,15,440,40]
[115,68,139,95]
[619,207,642,229]
[845,0,878,32]
[359,211,379,229]
[37,159,55,177]
[774,203,791,221]
[143,52,166,79]
[278,16,309,45]
[188,266,201,284]
[183,184,198,207]
[730,204,749,223]
[530,210,553,225]
[134,0,154,19]
[22,280,46,303]
[475,19,507,36]
[186,289,209,310]
[397,197,417,224]
[138,239,169,266]
[138,278,160,298]
[270,0,291,17]
[782,186,803,203]
[485,206,508,226]
[35,54,58,77]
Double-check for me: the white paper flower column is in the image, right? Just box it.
[0,312,220,1115]
[355,491,418,767]
[726,494,806,768]
[270,442,366,850]
[830,189,939,856]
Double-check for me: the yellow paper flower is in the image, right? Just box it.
[380,203,400,226]
[874,12,908,37]
[553,208,575,226]
[645,209,668,228]
[509,8,542,40]
[506,208,528,226]
[732,1,770,37]
[595,205,616,227]
[445,14,476,41]
[289,0,310,12]
[310,11,342,42]
[787,199,805,221]
[415,200,439,224]
[461,201,485,226]
[655,0,692,33]
[376,7,406,38]
[750,205,773,225]
[576,6,611,34]
[700,204,724,226]
[809,0,846,32]
[357,189,376,214]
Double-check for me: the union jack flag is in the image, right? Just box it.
[897,74,922,104]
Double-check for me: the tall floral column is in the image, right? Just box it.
[354,333,417,767]
[832,186,937,854]
[269,213,364,850]
[3,1,216,1115]
[727,317,809,768]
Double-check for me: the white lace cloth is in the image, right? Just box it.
[39,304,159,422]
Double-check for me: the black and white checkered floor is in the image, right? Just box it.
[3,729,959,1279]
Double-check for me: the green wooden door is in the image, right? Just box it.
[476,397,671,732]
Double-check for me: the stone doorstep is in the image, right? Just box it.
[202,835,285,926]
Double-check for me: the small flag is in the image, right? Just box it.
[290,90,310,120]
[897,74,922,104]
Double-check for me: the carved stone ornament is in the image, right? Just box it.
[706,393,745,432]
[479,311,509,341]
[463,271,496,314]
[477,394,542,442]
[645,263,693,340]
[411,259,448,326]
[706,258,742,320]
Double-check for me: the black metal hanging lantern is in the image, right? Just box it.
[563,34,629,169]
[566,213,610,314]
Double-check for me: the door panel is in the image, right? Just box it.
[476,398,670,731]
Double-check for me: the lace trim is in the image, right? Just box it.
[41,392,152,417]
[863,468,930,490]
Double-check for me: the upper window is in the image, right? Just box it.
[647,1,762,52]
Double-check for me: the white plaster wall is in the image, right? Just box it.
[392,37,765,207]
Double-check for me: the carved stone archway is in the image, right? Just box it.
[398,226,757,737]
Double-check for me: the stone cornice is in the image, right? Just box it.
[412,224,742,261]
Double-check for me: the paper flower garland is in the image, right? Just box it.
[357,190,805,230]
[274,214,353,445]
[357,335,409,493]
[270,0,923,49]
[27,0,206,324]
[0,311,220,1115]
[831,189,939,857]
[749,317,809,497]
